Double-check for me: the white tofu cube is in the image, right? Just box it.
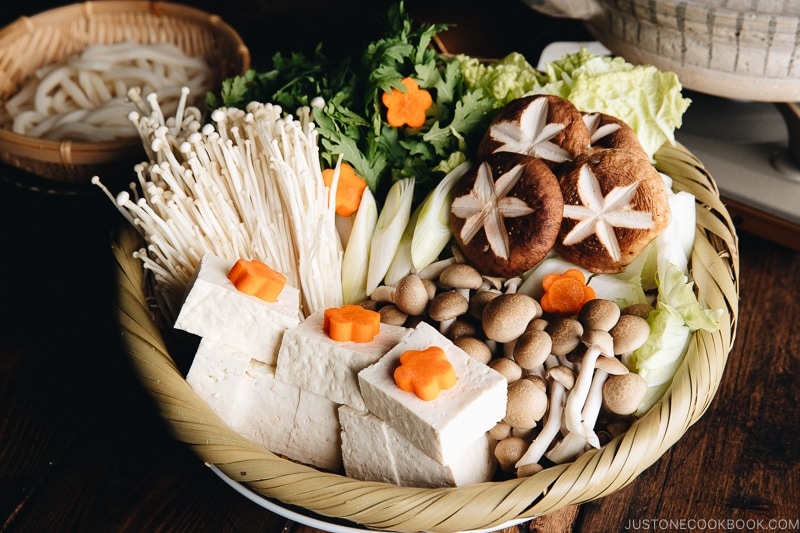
[339,405,497,488]
[230,359,342,472]
[185,337,252,420]
[174,253,301,365]
[338,405,400,485]
[358,322,507,466]
[275,310,410,410]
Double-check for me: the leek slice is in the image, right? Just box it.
[341,188,378,304]
[366,177,415,295]
[411,161,471,270]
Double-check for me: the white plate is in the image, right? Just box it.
[207,463,530,533]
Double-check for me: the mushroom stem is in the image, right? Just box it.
[564,346,602,436]
[563,329,614,437]
[516,376,566,468]
[417,257,456,280]
[544,430,588,464]
[580,368,609,449]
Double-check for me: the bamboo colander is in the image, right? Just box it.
[0,1,249,185]
[111,139,740,532]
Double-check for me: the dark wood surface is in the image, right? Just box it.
[2,2,799,532]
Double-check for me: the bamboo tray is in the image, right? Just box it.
[0,1,249,186]
[112,142,739,532]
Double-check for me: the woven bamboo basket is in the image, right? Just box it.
[0,1,250,185]
[112,141,739,532]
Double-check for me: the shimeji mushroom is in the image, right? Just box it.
[482,293,542,343]
[603,372,649,415]
[428,290,469,334]
[515,356,572,469]
[495,436,529,472]
[551,300,619,457]
[438,263,483,299]
[453,336,493,364]
[503,377,548,430]
[609,312,651,368]
[490,357,524,383]
[394,274,431,316]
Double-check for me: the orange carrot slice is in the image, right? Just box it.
[227,258,286,302]
[321,162,368,217]
[394,346,457,401]
[541,268,596,317]
[381,77,433,129]
[323,305,381,343]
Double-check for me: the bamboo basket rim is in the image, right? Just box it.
[112,141,740,532]
[0,0,250,178]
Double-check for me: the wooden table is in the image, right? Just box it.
[2,1,799,532]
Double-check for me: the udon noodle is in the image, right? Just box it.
[1,41,211,142]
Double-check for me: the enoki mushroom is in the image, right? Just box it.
[94,90,344,321]
[2,41,211,142]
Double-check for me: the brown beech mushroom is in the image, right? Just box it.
[447,318,477,340]
[555,148,671,273]
[578,298,621,332]
[563,329,615,439]
[515,358,571,469]
[504,378,548,430]
[394,274,430,316]
[490,357,523,383]
[489,421,512,441]
[516,462,544,478]
[548,364,576,390]
[378,304,407,326]
[513,329,552,371]
[468,289,501,320]
[450,151,564,278]
[495,436,529,472]
[622,302,655,320]
[482,293,542,343]
[546,317,584,357]
[453,336,493,364]
[610,313,651,368]
[594,356,631,376]
[603,372,649,415]
[428,290,469,334]
[438,263,483,297]
[477,94,591,166]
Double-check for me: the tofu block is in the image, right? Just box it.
[275,310,410,410]
[173,253,301,365]
[185,337,252,420]
[358,322,507,466]
[339,405,497,488]
[230,359,342,472]
[338,405,400,485]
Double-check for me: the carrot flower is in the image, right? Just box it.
[394,346,457,401]
[323,305,381,343]
[321,162,368,217]
[381,77,432,128]
[227,258,286,302]
[540,268,596,317]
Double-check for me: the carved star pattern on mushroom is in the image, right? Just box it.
[562,164,655,261]
[583,113,621,144]
[450,162,534,260]
[489,96,571,162]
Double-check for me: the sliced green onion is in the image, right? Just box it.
[383,207,419,287]
[366,177,415,295]
[411,161,471,270]
[341,188,378,304]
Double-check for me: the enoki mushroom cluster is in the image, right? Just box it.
[95,90,343,320]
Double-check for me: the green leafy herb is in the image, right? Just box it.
[206,1,498,207]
